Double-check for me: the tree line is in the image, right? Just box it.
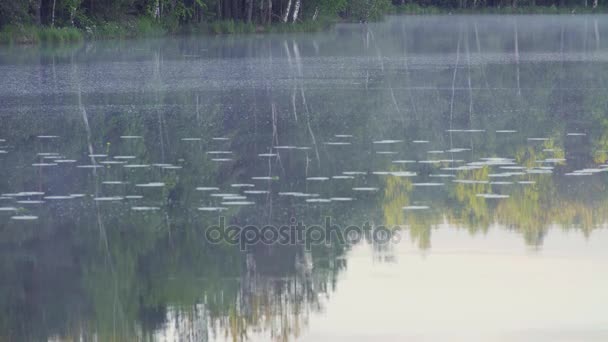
[1,0,603,32]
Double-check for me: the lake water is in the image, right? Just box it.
[1,15,608,341]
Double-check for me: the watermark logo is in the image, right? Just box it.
[205,216,402,251]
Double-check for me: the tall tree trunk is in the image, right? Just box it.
[30,0,41,25]
[217,0,222,19]
[593,0,598,7]
[268,0,272,24]
[283,0,292,23]
[51,0,56,27]
[247,0,253,22]
[292,0,301,23]
[312,7,318,21]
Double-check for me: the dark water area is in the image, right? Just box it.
[1,15,608,341]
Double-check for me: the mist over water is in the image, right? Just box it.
[1,15,608,341]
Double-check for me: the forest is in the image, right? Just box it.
[0,0,606,44]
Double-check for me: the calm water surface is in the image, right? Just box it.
[1,15,608,341]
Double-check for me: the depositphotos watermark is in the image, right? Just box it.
[205,217,402,251]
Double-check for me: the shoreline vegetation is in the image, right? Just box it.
[1,0,607,45]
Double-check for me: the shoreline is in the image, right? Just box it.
[1,6,607,46]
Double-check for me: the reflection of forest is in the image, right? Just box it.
[1,16,608,341]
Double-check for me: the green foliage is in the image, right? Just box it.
[347,0,392,21]
[0,25,82,45]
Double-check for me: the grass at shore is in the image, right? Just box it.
[0,26,83,45]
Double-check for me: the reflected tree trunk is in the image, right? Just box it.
[514,21,521,97]
[51,0,56,27]
[595,19,600,50]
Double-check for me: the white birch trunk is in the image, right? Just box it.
[51,0,56,27]
[292,0,301,23]
[312,7,319,21]
[593,0,598,8]
[283,0,292,23]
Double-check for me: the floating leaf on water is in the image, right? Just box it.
[94,197,124,201]
[392,160,416,164]
[430,174,455,178]
[476,194,509,199]
[453,179,489,184]
[136,182,165,188]
[403,206,430,210]
[4,192,45,197]
[543,158,566,163]
[496,130,517,133]
[330,197,353,201]
[446,148,471,153]
[120,136,143,139]
[412,183,444,187]
[442,166,483,171]
[44,196,75,200]
[306,177,330,181]
[181,138,202,141]
[231,183,255,188]
[243,190,269,194]
[77,164,104,169]
[306,198,331,203]
[332,175,355,179]
[17,200,45,204]
[258,153,278,157]
[103,181,128,185]
[373,139,403,144]
[446,129,484,133]
[352,187,378,191]
[196,187,220,191]
[390,171,417,177]
[207,151,233,154]
[526,169,553,174]
[211,193,240,197]
[11,215,38,220]
[131,206,160,211]
[565,172,592,176]
[221,201,255,205]
[325,142,351,146]
[124,164,150,168]
[198,207,227,211]
[252,176,278,181]
[32,163,57,167]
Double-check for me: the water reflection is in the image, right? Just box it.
[1,15,608,341]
